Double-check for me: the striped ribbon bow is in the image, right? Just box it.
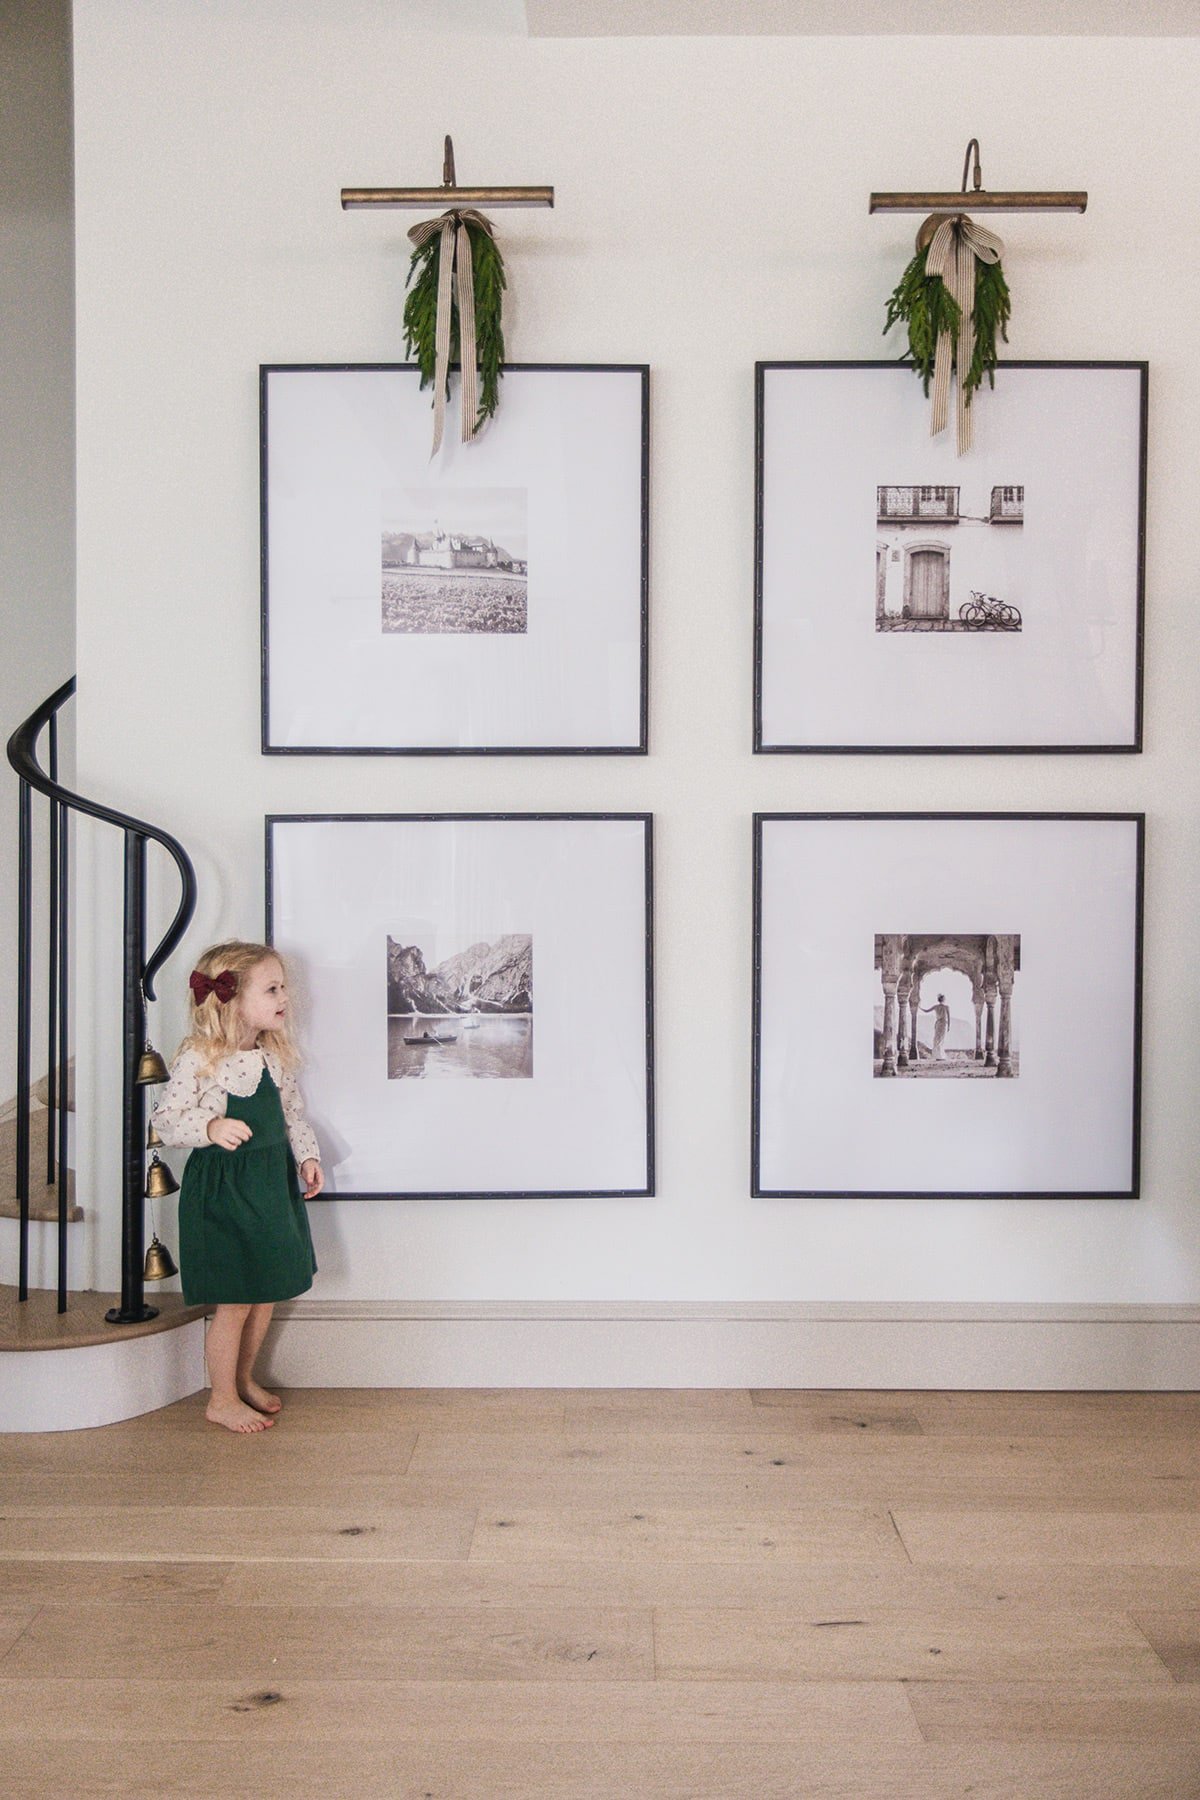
[407,208,494,457]
[923,215,1004,454]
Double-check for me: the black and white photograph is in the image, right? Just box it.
[267,814,654,1198]
[381,488,528,635]
[876,483,1024,631]
[386,932,533,1079]
[753,815,1142,1198]
[873,934,1020,1077]
[261,364,648,753]
[756,362,1146,751]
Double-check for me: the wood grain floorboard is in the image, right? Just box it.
[0,1612,38,1659]
[654,1604,1169,1684]
[128,1388,569,1434]
[0,1503,475,1563]
[562,1390,759,1428]
[0,1674,917,1744]
[907,1392,1200,1439]
[0,1601,654,1683]
[749,1392,926,1432]
[405,1424,1198,1474]
[2,1738,1198,1799]
[213,1555,1200,1614]
[1130,1609,1200,1682]
[894,1509,1200,1566]
[0,1470,207,1507]
[0,1559,232,1606]
[905,1677,1200,1742]
[216,1467,1200,1515]
[755,1382,1200,1440]
[468,1503,905,1564]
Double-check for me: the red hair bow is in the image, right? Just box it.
[189,969,239,1006]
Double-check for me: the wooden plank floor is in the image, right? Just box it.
[1,1388,1199,1797]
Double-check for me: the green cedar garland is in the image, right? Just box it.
[883,236,1011,401]
[963,258,1012,397]
[882,253,962,396]
[403,215,506,431]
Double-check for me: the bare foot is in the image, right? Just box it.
[206,1397,275,1433]
[240,1379,282,1415]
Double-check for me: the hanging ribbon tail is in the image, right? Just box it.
[431,216,457,456]
[455,218,479,444]
[924,219,957,441]
[408,207,496,456]
[954,229,976,453]
[922,216,1005,454]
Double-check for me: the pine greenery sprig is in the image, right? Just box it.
[403,236,442,392]
[962,257,1011,397]
[883,240,1011,401]
[468,221,506,426]
[402,217,506,432]
[883,251,963,395]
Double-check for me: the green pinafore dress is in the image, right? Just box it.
[178,1064,317,1306]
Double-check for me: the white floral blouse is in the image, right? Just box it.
[149,1046,321,1166]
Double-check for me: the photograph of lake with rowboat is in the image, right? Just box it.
[381,487,528,634]
[386,932,533,1079]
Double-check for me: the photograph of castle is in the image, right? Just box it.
[381,487,528,634]
[262,364,649,752]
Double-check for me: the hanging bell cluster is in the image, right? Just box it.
[137,1014,179,1280]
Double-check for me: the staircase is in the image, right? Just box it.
[1,1075,80,1223]
[3,680,208,1427]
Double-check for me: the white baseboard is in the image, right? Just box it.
[264,1300,1200,1390]
[0,1319,207,1431]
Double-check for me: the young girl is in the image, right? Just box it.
[151,940,322,1433]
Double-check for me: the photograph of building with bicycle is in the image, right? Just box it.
[875,482,1024,632]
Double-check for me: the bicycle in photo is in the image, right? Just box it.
[959,590,1022,630]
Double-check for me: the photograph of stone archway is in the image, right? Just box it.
[874,933,1020,1078]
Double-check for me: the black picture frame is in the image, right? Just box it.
[754,361,1148,755]
[266,812,655,1199]
[752,813,1144,1195]
[261,363,650,756]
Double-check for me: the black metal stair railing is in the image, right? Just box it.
[6,678,197,1319]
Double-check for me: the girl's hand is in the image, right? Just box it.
[300,1159,324,1199]
[207,1116,252,1151]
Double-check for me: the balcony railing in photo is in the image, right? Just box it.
[877,485,960,524]
[6,678,196,1319]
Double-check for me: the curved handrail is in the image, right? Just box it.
[6,677,196,998]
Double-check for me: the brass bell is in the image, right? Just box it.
[143,1234,178,1281]
[146,1120,162,1149]
[144,1152,179,1200]
[136,1041,170,1085]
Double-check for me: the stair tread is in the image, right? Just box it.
[0,1107,79,1219]
[0,1284,205,1352]
[0,1195,83,1223]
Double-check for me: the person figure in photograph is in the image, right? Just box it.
[921,993,951,1062]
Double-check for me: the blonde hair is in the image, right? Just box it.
[179,940,300,1076]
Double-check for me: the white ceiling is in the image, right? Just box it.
[523,0,1200,33]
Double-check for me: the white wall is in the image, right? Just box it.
[69,8,1200,1345]
[0,0,75,1105]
